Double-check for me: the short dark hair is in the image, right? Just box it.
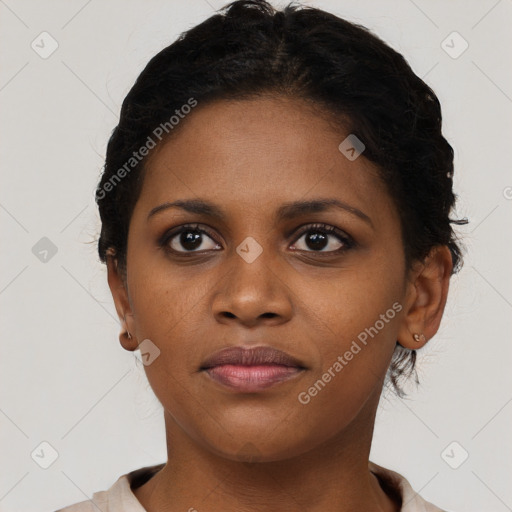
[95,0,467,396]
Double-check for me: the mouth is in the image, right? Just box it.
[200,345,307,393]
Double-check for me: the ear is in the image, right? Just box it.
[397,245,453,350]
[106,249,138,352]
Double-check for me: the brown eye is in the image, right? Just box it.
[291,223,354,253]
[160,224,221,253]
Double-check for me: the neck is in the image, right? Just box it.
[133,389,399,512]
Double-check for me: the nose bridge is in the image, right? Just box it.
[228,207,275,270]
[229,233,277,298]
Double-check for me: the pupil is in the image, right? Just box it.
[306,232,327,250]
[181,231,202,250]
[178,230,329,251]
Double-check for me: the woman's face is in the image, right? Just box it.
[109,96,423,461]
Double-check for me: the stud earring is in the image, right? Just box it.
[413,333,426,343]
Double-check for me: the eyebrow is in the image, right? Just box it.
[147,198,373,227]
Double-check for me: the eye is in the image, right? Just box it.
[159,222,354,256]
[290,223,354,253]
[160,224,221,254]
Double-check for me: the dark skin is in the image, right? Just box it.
[106,96,452,512]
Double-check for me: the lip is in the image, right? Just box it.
[204,365,304,392]
[200,345,306,369]
[200,345,307,393]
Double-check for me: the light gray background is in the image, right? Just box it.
[1,1,511,511]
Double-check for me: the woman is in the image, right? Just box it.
[57,0,466,510]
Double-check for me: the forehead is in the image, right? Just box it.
[135,96,392,222]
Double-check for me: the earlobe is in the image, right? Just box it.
[397,245,453,350]
[105,250,138,352]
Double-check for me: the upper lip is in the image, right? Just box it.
[200,345,306,370]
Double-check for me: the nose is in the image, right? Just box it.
[211,246,293,327]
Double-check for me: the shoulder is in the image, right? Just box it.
[369,461,452,512]
[54,464,165,512]
[54,488,109,512]
[54,479,124,512]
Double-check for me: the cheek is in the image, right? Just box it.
[306,252,404,352]
[294,262,403,417]
[291,308,400,446]
[128,254,208,338]
[126,263,209,386]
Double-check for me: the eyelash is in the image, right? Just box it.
[158,222,355,256]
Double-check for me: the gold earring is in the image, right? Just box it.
[413,333,426,343]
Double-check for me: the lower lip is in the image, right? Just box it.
[203,364,304,392]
